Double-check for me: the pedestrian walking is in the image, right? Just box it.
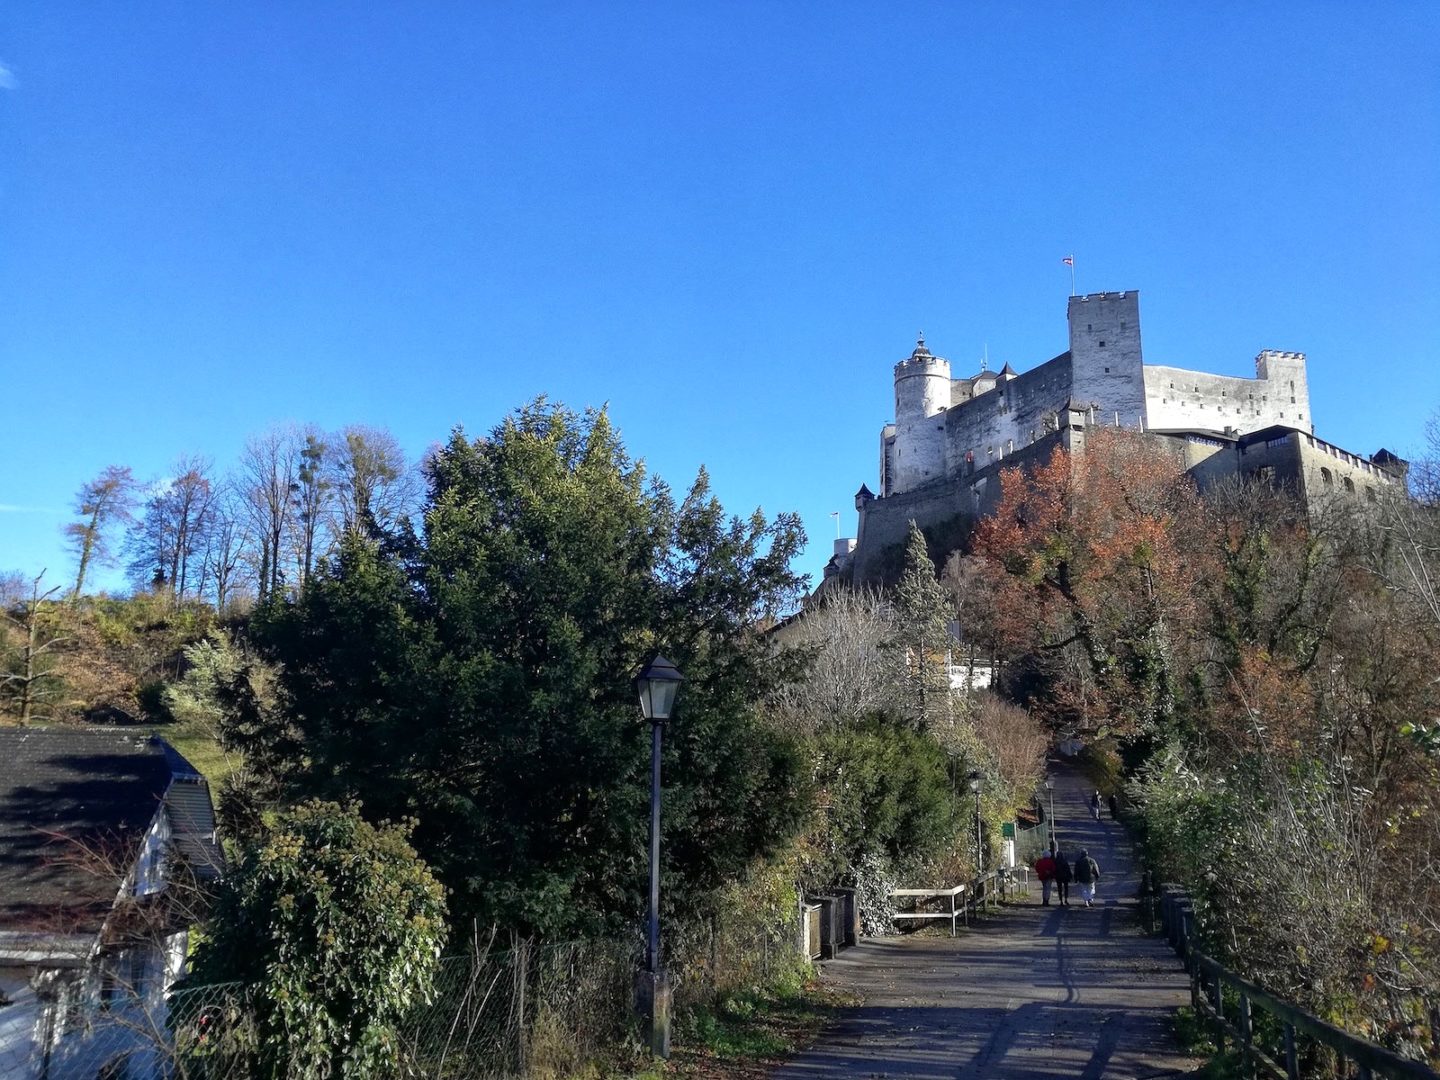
[1089,790,1102,821]
[1108,793,1120,820]
[1075,848,1101,906]
[1034,849,1057,906]
[1053,849,1073,906]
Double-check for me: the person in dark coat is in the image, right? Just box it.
[1108,793,1120,820]
[1074,848,1102,907]
[1052,849,1073,906]
[1089,790,1102,820]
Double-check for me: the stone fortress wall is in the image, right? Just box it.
[883,289,1318,500]
[1143,351,1311,436]
[835,286,1405,586]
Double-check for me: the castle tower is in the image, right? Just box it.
[1254,350,1312,434]
[1068,291,1147,428]
[890,335,951,493]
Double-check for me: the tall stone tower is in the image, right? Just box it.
[891,335,950,492]
[1068,291,1147,428]
[1254,350,1312,434]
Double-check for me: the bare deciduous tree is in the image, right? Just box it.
[326,424,417,537]
[240,426,301,604]
[1,573,68,724]
[771,587,896,732]
[65,465,137,599]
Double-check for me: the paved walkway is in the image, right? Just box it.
[773,759,1202,1079]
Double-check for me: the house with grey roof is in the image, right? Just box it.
[0,727,221,1080]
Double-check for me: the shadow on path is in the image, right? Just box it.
[770,758,1201,1080]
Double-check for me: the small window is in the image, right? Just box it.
[1321,468,1333,486]
[1343,477,1355,493]
[1291,396,1296,404]
[1104,367,1109,373]
[1290,380,1295,391]
[1087,323,1092,331]
[1366,487,1377,502]
[1099,341,1106,348]
[1120,320,1127,329]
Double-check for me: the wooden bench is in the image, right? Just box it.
[891,885,967,936]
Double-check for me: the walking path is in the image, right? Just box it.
[772,759,1203,1079]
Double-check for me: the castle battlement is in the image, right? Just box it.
[879,287,1313,500]
[835,287,1375,587]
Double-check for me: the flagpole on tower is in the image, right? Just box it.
[1063,254,1076,297]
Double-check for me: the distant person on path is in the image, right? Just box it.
[1089,790,1102,821]
[1053,848,1073,906]
[1075,848,1101,907]
[1034,849,1057,906]
[1108,793,1120,820]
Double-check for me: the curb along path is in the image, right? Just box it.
[771,759,1203,1079]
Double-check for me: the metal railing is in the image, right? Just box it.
[1158,886,1438,1080]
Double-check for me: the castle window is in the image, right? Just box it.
[1343,477,1355,493]
[1367,487,1377,502]
[1104,367,1109,373]
[1290,380,1295,392]
[1120,321,1126,329]
[1291,396,1296,404]
[1087,324,1092,331]
[1099,341,1106,348]
[1321,467,1333,487]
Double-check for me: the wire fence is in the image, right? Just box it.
[5,927,806,1079]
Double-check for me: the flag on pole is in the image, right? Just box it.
[1062,255,1073,266]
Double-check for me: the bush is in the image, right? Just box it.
[191,800,448,1079]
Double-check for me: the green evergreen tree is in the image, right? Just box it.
[227,400,810,937]
[892,521,951,726]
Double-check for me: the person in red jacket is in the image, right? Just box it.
[1034,849,1057,906]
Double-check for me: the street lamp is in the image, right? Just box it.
[968,770,983,875]
[1043,778,1056,848]
[634,654,682,1058]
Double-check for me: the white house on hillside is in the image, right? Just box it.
[0,728,221,1080]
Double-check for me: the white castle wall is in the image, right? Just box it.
[1144,352,1312,435]
[878,289,1313,498]
[941,352,1072,476]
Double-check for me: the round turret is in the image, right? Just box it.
[891,335,951,492]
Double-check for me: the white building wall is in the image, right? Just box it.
[1143,358,1312,435]
[0,970,42,1080]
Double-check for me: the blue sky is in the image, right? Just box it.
[2,4,1437,592]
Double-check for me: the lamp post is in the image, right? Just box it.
[634,654,682,1058]
[968,770,983,876]
[1044,778,1056,848]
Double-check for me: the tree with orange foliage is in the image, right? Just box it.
[971,430,1211,739]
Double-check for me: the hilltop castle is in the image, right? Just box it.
[833,289,1405,583]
